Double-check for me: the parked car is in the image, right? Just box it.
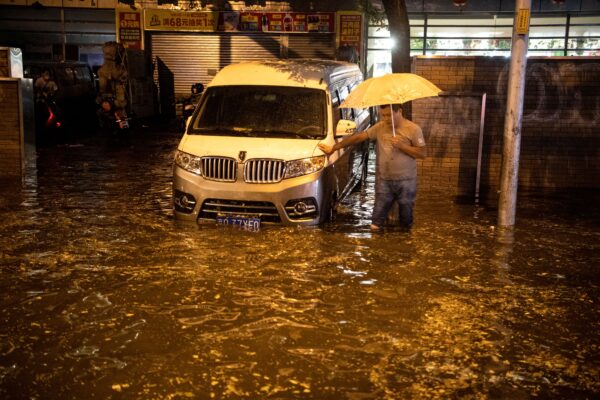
[173,59,371,227]
[24,61,97,139]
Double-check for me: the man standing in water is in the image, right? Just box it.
[318,104,426,231]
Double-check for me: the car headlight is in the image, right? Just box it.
[174,150,202,175]
[284,156,325,179]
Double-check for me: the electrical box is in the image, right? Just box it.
[0,47,24,78]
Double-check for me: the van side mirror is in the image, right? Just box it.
[336,119,356,137]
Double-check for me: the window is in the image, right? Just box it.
[191,86,326,139]
[367,12,600,75]
[336,86,352,120]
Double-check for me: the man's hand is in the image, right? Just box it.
[391,136,411,153]
[318,143,335,155]
[318,131,367,156]
[391,136,408,149]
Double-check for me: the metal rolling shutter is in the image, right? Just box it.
[0,8,115,47]
[150,32,281,99]
[288,33,336,59]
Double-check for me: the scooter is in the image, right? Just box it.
[97,99,131,146]
[44,98,62,129]
[114,109,130,130]
[109,108,131,146]
[35,96,64,145]
[179,82,204,130]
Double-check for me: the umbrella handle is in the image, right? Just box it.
[390,103,395,137]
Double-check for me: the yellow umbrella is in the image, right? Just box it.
[340,73,442,109]
[340,73,442,136]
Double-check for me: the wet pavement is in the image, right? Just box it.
[0,129,598,399]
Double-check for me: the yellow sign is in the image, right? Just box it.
[336,11,363,58]
[516,8,530,35]
[144,9,218,32]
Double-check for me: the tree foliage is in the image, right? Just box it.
[380,0,410,73]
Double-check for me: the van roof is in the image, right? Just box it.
[208,59,361,89]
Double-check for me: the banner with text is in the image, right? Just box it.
[117,9,143,50]
[337,11,363,59]
[144,9,219,32]
[143,10,335,33]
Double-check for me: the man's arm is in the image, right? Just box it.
[318,131,369,155]
[391,137,427,159]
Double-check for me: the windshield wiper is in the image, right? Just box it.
[261,130,323,139]
[191,126,322,139]
[191,126,249,135]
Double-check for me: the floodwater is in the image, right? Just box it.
[0,130,598,399]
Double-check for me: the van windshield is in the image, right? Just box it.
[190,85,326,139]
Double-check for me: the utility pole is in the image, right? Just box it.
[498,0,531,227]
[60,8,66,62]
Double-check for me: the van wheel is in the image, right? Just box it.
[321,192,337,223]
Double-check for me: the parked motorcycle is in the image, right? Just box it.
[178,82,204,130]
[97,98,131,145]
[34,96,64,145]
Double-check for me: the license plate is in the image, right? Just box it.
[216,215,261,231]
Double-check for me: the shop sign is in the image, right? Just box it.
[143,10,334,33]
[144,9,219,32]
[117,9,143,50]
[62,0,93,7]
[516,8,530,35]
[257,12,334,33]
[337,11,363,57]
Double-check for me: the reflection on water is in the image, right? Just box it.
[0,131,598,399]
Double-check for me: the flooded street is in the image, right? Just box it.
[0,130,598,399]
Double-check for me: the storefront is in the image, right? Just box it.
[0,5,115,69]
[366,2,600,77]
[140,9,342,115]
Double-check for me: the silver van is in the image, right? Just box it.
[172,59,370,226]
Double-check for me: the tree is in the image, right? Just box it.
[380,0,411,73]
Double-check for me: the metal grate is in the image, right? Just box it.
[199,199,281,223]
[244,159,285,183]
[201,157,237,182]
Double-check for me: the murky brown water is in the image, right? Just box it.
[1,130,598,399]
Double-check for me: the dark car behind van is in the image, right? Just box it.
[24,61,97,140]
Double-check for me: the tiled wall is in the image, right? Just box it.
[0,79,23,177]
[412,56,600,197]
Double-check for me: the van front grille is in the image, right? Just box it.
[202,157,237,182]
[244,159,285,183]
[199,199,281,223]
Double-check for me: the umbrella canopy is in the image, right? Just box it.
[340,73,442,109]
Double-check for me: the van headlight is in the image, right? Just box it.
[284,156,325,179]
[174,150,202,175]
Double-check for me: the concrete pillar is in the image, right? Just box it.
[498,0,531,227]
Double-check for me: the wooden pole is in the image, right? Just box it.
[498,0,531,227]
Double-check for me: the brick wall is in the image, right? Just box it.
[0,49,9,77]
[0,79,23,177]
[412,56,600,197]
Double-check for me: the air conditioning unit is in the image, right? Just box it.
[0,47,24,78]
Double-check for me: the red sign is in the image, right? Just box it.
[117,10,143,50]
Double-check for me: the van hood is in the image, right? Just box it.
[178,134,323,160]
